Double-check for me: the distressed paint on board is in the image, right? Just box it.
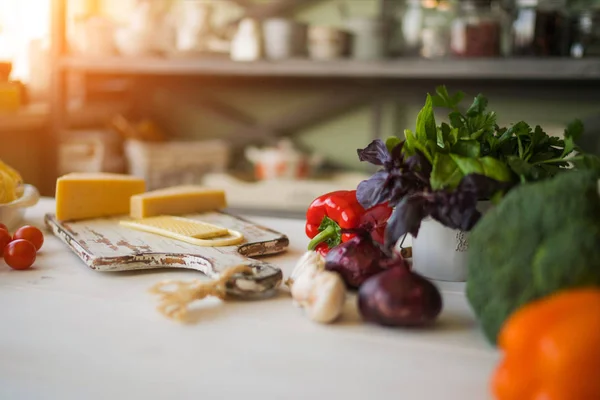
[45,211,289,298]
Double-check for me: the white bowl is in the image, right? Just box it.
[0,185,40,231]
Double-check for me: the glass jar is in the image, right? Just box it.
[512,0,569,56]
[402,0,425,56]
[420,0,454,58]
[451,0,502,57]
[570,9,600,58]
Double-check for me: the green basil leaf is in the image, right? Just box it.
[452,139,481,158]
[438,123,452,148]
[385,136,402,153]
[416,94,437,144]
[426,139,438,158]
[450,154,513,183]
[449,127,459,146]
[405,129,433,163]
[430,153,464,190]
[404,129,417,154]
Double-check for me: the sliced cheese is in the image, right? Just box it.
[55,173,146,221]
[120,216,244,247]
[130,185,226,219]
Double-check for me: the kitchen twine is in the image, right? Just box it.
[148,265,252,323]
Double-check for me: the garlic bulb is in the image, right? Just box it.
[303,270,346,324]
[286,251,325,288]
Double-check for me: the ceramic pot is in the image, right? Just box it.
[411,201,492,282]
[263,18,307,60]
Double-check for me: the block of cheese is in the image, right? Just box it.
[55,173,146,221]
[130,185,227,219]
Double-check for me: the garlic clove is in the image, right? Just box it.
[290,265,316,307]
[286,250,325,289]
[304,270,346,324]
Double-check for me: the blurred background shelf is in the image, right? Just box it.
[59,56,600,80]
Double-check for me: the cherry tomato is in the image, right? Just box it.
[4,239,36,270]
[0,229,11,256]
[13,225,44,251]
[0,223,7,232]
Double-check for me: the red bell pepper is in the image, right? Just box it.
[305,190,392,256]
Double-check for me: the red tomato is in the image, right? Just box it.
[13,225,44,251]
[0,229,11,256]
[4,239,36,270]
[0,223,7,232]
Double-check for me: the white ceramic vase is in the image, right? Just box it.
[411,202,491,282]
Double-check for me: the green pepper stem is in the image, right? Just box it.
[307,225,336,251]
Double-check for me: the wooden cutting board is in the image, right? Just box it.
[44,211,289,298]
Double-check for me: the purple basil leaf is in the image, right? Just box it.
[390,140,405,165]
[357,170,392,209]
[406,150,433,179]
[459,173,514,201]
[384,195,428,249]
[357,139,392,166]
[429,185,481,231]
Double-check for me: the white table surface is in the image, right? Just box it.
[0,199,499,400]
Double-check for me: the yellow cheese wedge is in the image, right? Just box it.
[120,216,244,247]
[55,173,146,221]
[130,185,226,219]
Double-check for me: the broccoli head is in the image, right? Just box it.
[466,169,600,345]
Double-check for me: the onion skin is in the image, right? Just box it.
[324,235,388,289]
[358,267,443,327]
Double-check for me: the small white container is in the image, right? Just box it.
[231,18,263,61]
[125,139,230,190]
[411,201,492,282]
[0,185,40,231]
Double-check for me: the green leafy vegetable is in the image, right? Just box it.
[431,153,463,190]
[415,94,437,144]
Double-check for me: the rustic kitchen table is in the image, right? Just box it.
[0,198,500,400]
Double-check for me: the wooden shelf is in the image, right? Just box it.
[59,56,600,80]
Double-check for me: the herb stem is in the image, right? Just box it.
[535,155,584,165]
[307,225,336,250]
